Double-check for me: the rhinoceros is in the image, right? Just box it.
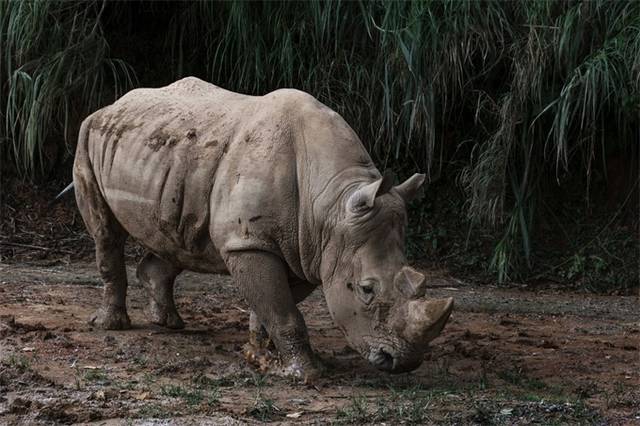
[70,77,453,378]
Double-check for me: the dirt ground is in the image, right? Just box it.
[0,260,638,425]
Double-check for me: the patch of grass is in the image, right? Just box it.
[605,381,639,409]
[191,372,240,389]
[496,368,524,386]
[382,387,434,424]
[335,387,434,425]
[131,355,148,368]
[141,372,157,385]
[497,366,547,392]
[160,384,203,406]
[138,403,170,419]
[246,371,279,421]
[249,395,280,422]
[189,373,222,406]
[206,390,221,408]
[2,354,31,371]
[476,366,489,391]
[549,399,604,424]
[248,372,269,388]
[336,395,369,424]
[83,368,109,383]
[114,379,137,391]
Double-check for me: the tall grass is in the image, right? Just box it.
[460,1,640,280]
[166,0,638,281]
[0,1,134,177]
[2,0,638,282]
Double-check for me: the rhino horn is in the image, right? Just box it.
[395,173,426,202]
[395,266,426,299]
[403,297,453,346]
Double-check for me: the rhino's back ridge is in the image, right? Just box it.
[79,77,373,276]
[80,78,326,272]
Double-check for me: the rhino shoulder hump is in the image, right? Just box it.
[266,88,321,109]
[265,89,341,122]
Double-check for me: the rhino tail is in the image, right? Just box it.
[50,182,75,206]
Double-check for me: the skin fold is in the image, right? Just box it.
[73,77,453,379]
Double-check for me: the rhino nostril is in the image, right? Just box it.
[369,348,394,371]
[379,349,393,370]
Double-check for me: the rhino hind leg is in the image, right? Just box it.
[226,251,321,381]
[74,173,131,330]
[137,252,184,329]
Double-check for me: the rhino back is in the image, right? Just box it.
[83,78,268,271]
[81,77,375,279]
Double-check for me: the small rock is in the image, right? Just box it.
[134,391,151,400]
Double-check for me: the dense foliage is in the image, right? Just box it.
[1,1,637,285]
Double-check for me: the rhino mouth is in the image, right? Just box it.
[366,342,422,374]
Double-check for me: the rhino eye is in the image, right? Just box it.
[356,280,376,304]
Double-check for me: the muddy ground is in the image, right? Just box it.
[0,260,638,425]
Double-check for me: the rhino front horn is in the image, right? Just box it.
[403,297,453,345]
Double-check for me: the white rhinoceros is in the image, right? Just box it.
[71,77,453,378]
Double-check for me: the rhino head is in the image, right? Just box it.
[321,172,453,373]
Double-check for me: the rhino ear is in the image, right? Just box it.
[395,266,426,299]
[347,178,383,213]
[395,173,426,202]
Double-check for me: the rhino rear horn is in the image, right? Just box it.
[395,266,426,299]
[395,173,426,202]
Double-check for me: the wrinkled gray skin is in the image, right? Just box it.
[73,77,453,379]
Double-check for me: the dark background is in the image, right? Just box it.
[1,1,638,293]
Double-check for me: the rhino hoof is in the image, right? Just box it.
[278,355,325,383]
[243,341,275,373]
[153,311,185,329]
[89,307,131,330]
[149,303,185,329]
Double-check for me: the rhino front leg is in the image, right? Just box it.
[245,279,318,368]
[248,311,271,351]
[227,251,319,380]
[137,252,184,329]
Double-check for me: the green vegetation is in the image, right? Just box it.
[249,396,279,422]
[1,1,637,287]
[137,404,170,419]
[160,383,204,406]
[0,1,134,177]
[83,367,109,384]
[246,372,279,421]
[336,387,434,424]
[2,353,31,371]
